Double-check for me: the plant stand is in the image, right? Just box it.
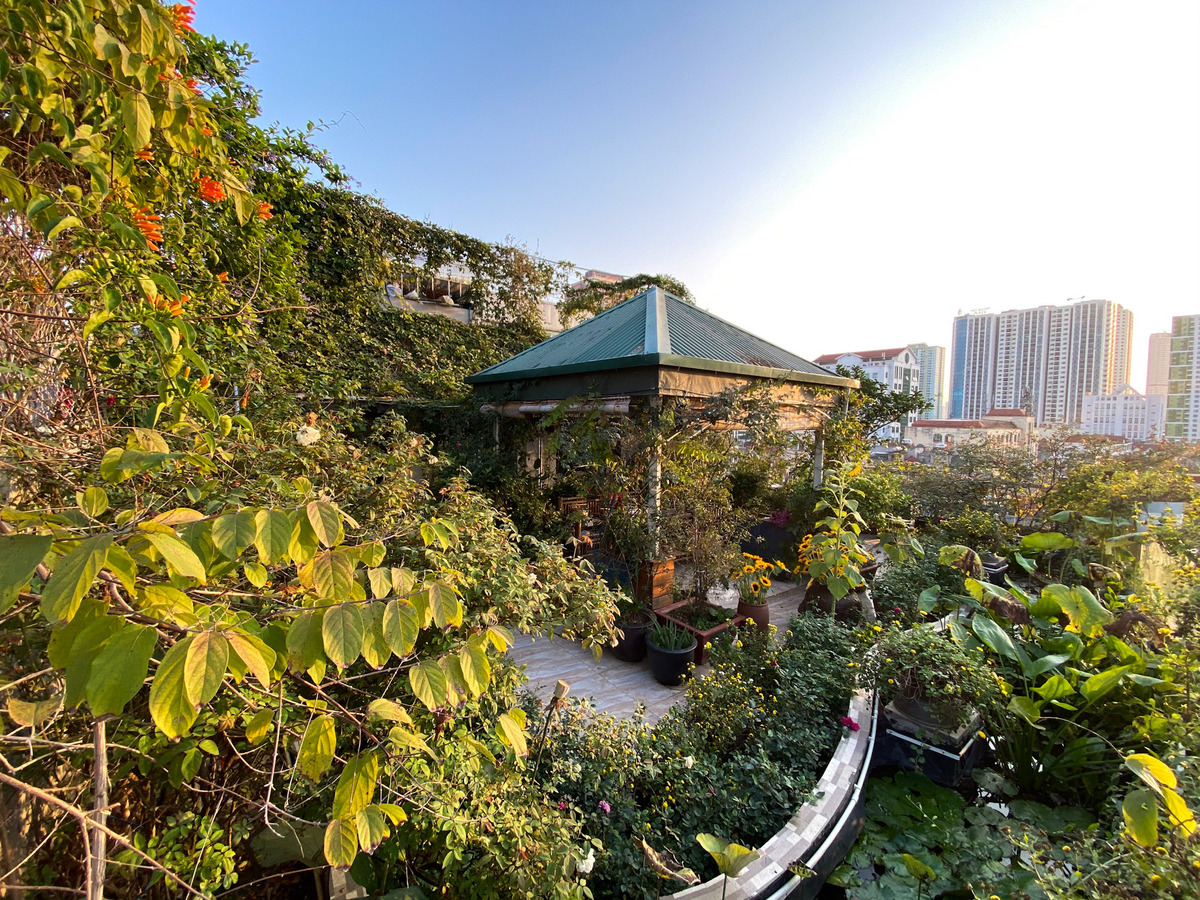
[656,599,745,665]
[876,700,984,787]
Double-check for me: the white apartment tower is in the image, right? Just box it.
[950,298,1133,425]
[814,347,922,441]
[1082,386,1165,442]
[1147,332,1171,396]
[910,344,947,418]
[1166,315,1200,443]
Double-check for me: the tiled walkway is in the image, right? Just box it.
[509,580,805,724]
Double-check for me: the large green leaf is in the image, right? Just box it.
[382,599,419,657]
[1021,532,1077,553]
[1045,584,1112,638]
[297,714,336,781]
[0,533,51,613]
[355,806,388,855]
[496,710,528,757]
[359,603,390,669]
[971,615,1018,661]
[184,631,229,706]
[1125,753,1178,792]
[228,631,274,689]
[212,510,257,560]
[1123,788,1158,847]
[367,567,392,600]
[427,581,463,629]
[149,638,199,739]
[41,535,112,623]
[322,603,364,669]
[246,708,274,746]
[254,509,291,564]
[324,818,358,870]
[79,486,109,518]
[1033,674,1075,701]
[458,638,491,697]
[332,751,379,819]
[367,699,412,725]
[122,93,152,149]
[307,549,355,601]
[288,512,319,565]
[408,659,447,711]
[1079,664,1131,704]
[306,501,342,548]
[87,623,155,716]
[144,532,207,582]
[285,609,325,675]
[696,833,761,878]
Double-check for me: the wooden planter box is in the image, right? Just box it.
[656,599,745,666]
[636,558,675,609]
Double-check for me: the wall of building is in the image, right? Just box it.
[1167,315,1200,442]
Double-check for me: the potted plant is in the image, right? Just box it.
[611,589,655,663]
[794,462,874,619]
[732,553,776,631]
[646,622,698,685]
[655,598,743,665]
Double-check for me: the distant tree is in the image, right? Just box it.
[821,365,931,463]
[557,272,693,326]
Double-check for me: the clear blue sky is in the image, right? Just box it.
[197,1,1200,388]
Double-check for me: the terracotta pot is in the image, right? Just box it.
[736,599,770,632]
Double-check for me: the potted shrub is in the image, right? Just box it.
[646,622,698,685]
[794,462,874,619]
[611,589,655,663]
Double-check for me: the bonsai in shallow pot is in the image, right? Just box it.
[646,622,697,685]
[611,588,655,663]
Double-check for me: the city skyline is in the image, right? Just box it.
[195,1,1199,395]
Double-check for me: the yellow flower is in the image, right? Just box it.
[751,582,761,594]
[762,577,771,588]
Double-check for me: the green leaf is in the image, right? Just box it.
[286,610,325,674]
[332,751,379,820]
[82,309,114,339]
[149,638,199,739]
[7,695,62,728]
[184,631,229,706]
[496,711,528,757]
[212,510,257,560]
[289,511,319,564]
[1045,584,1113,638]
[1123,788,1159,847]
[255,509,291,564]
[382,599,419,657]
[367,567,392,600]
[246,708,274,746]
[137,583,193,620]
[322,603,364,669]
[1033,673,1075,701]
[1079,665,1131,705]
[41,535,112,623]
[377,803,408,826]
[228,632,274,689]
[45,215,81,241]
[143,532,206,583]
[696,833,761,878]
[306,501,342,548]
[359,603,389,669]
[243,561,268,589]
[408,659,447,711]
[122,93,152,149]
[900,853,936,883]
[1008,695,1043,725]
[389,726,436,760]
[79,487,109,518]
[355,806,388,854]
[1021,532,1077,553]
[87,623,155,716]
[971,615,1018,661]
[297,714,336,782]
[359,541,385,568]
[323,818,358,870]
[427,581,463,629]
[1125,753,1178,792]
[307,549,355,601]
[458,639,491,697]
[367,699,412,725]
[64,616,123,709]
[0,533,50,613]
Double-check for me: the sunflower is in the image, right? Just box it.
[750,581,761,594]
[761,577,771,588]
[742,565,755,575]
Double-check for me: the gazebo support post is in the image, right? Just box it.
[813,427,825,489]
[646,399,662,557]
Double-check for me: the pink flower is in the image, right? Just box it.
[598,800,611,814]
[558,801,567,810]
[841,716,861,732]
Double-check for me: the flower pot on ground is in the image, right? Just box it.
[656,598,744,665]
[731,553,777,633]
[646,622,698,685]
[611,605,655,663]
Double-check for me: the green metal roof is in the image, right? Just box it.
[466,287,856,388]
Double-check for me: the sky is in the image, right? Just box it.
[197,0,1200,392]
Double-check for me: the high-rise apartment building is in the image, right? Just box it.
[1165,315,1200,443]
[814,347,921,440]
[949,298,1133,424]
[910,344,947,418]
[1147,332,1171,396]
[1082,386,1165,442]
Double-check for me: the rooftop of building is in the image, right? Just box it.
[813,347,912,365]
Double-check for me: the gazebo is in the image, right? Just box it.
[466,286,856,466]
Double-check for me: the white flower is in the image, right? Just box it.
[295,425,321,446]
[683,755,694,769]
[576,847,595,875]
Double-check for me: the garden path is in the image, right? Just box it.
[508,579,804,724]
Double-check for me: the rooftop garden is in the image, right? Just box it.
[1,4,1198,900]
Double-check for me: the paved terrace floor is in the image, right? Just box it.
[509,578,806,724]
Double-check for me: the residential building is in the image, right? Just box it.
[814,347,921,441]
[1166,315,1200,442]
[910,344,947,418]
[1081,385,1166,441]
[908,408,1036,456]
[949,298,1133,425]
[1147,332,1171,396]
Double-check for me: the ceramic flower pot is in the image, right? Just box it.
[611,617,653,663]
[646,633,698,686]
[736,598,770,632]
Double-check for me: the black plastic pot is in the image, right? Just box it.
[646,634,698,686]
[981,553,1009,586]
[611,619,652,663]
